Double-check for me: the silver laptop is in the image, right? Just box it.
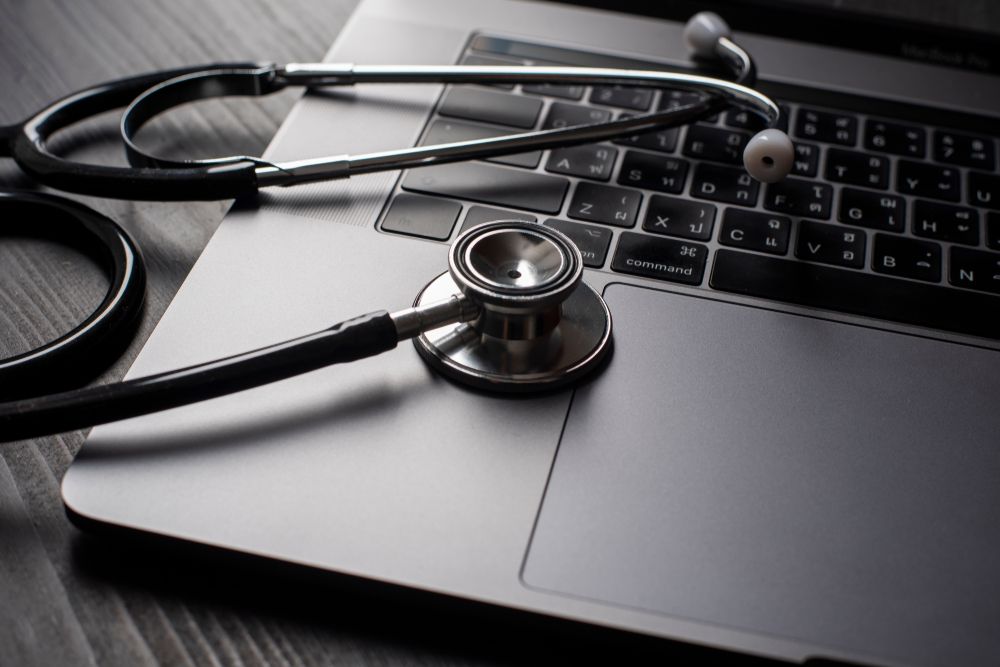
[62,1,1000,665]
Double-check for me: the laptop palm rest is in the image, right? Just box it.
[523,283,1000,666]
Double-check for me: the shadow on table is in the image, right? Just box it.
[70,527,784,667]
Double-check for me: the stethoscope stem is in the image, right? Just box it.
[0,298,478,442]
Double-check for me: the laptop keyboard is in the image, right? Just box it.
[378,35,1000,340]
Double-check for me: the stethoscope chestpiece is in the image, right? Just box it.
[413,221,612,393]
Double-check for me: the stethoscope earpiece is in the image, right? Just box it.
[744,128,795,182]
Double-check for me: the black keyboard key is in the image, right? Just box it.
[438,87,541,129]
[724,104,790,132]
[460,54,520,89]
[460,205,536,234]
[825,148,889,189]
[617,151,688,193]
[897,160,960,202]
[795,108,857,146]
[543,218,612,268]
[949,247,1000,295]
[864,119,926,158]
[872,234,941,282]
[792,143,819,177]
[969,171,1000,211]
[719,209,791,255]
[401,162,568,213]
[988,212,1000,251]
[642,195,715,241]
[690,163,759,206]
[613,116,679,153]
[682,125,749,165]
[934,130,996,170]
[838,188,905,232]
[658,89,703,110]
[542,102,611,129]
[546,145,618,180]
[611,232,708,285]
[764,178,832,219]
[590,85,652,110]
[381,194,462,240]
[421,119,541,168]
[522,82,585,100]
[796,220,866,269]
[567,182,641,227]
[912,200,979,245]
[710,249,1000,340]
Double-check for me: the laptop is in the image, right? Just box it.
[62,0,1000,665]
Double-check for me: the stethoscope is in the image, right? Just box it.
[0,12,793,441]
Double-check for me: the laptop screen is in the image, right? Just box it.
[546,0,1000,75]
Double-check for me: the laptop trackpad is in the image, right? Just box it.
[523,283,1000,666]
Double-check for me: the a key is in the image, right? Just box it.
[401,162,568,213]
[872,234,941,282]
[617,151,688,193]
[543,218,612,268]
[912,200,979,245]
[949,247,1000,295]
[897,160,960,202]
[682,125,750,165]
[795,108,858,146]
[611,232,708,285]
[934,130,996,170]
[642,195,715,241]
[421,119,541,168]
[824,148,889,189]
[522,82,585,100]
[764,179,832,219]
[838,188,905,232]
[460,205,536,234]
[709,249,1000,340]
[567,182,642,227]
[988,212,1000,251]
[968,171,1000,210]
[864,119,926,158]
[718,209,790,255]
[589,85,652,110]
[546,145,618,181]
[791,142,819,177]
[690,163,759,206]
[438,87,542,128]
[381,194,462,240]
[795,220,866,269]
[542,102,612,129]
[613,115,679,153]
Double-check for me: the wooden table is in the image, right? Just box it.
[1,2,995,665]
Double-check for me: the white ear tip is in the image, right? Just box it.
[743,129,794,183]
[683,11,731,59]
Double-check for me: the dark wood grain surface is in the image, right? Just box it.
[1,2,996,666]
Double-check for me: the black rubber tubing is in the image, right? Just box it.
[0,310,399,442]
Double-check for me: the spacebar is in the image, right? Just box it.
[400,162,568,213]
[710,249,1000,340]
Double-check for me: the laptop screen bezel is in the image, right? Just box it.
[543,0,999,76]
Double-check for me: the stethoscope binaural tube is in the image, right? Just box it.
[119,11,793,196]
[0,221,610,441]
[1,12,790,203]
